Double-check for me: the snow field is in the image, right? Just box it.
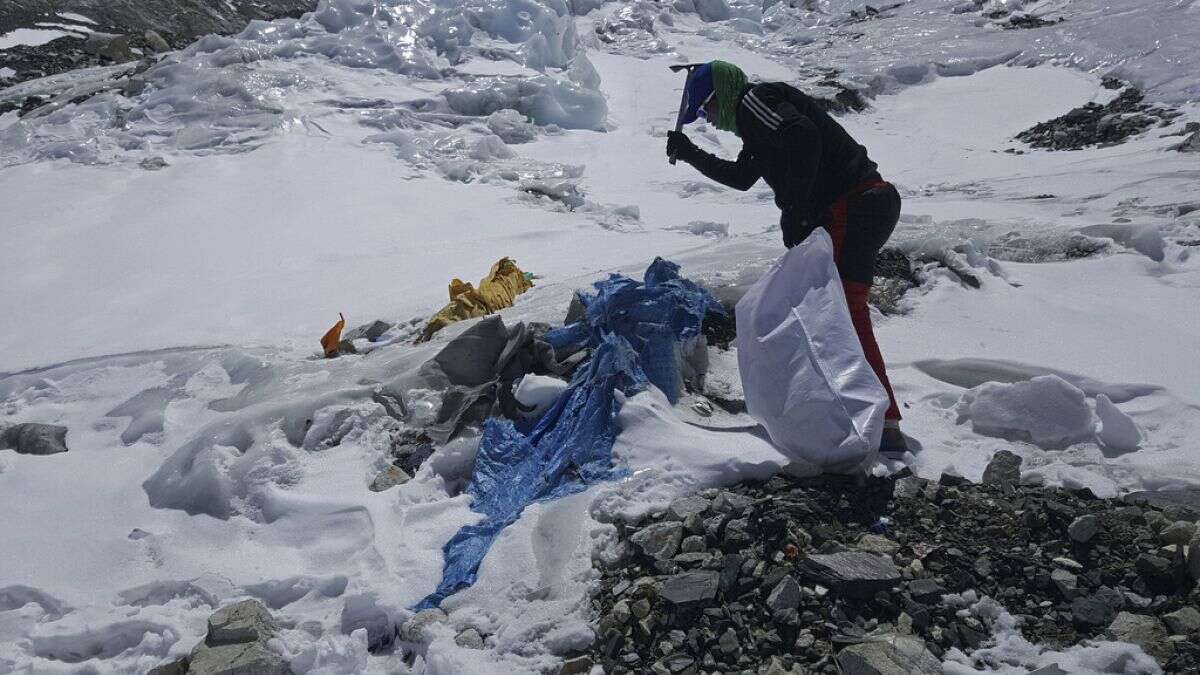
[2,0,1200,671]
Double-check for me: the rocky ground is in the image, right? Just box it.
[575,452,1200,674]
[1015,84,1184,151]
[0,0,316,87]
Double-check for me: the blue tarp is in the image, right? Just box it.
[545,257,725,404]
[415,258,724,609]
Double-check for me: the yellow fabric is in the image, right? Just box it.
[419,258,533,341]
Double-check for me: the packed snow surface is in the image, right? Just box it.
[2,0,1200,672]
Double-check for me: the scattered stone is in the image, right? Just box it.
[630,522,684,561]
[667,495,710,520]
[1105,612,1175,662]
[660,571,720,605]
[797,552,901,598]
[718,628,739,654]
[892,476,927,500]
[558,655,594,675]
[206,599,277,645]
[857,534,900,557]
[711,491,752,513]
[344,320,394,342]
[1159,520,1197,546]
[144,30,172,53]
[1051,557,1083,572]
[1051,568,1079,600]
[1163,607,1200,635]
[82,32,135,62]
[455,628,484,649]
[766,576,801,612]
[836,635,941,675]
[1071,594,1118,628]
[982,449,1022,486]
[1,423,69,455]
[905,578,946,603]
[1188,532,1200,583]
[400,608,447,641]
[369,465,411,492]
[1068,514,1100,544]
[181,600,287,675]
[1017,88,1177,150]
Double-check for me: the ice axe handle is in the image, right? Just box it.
[669,64,703,166]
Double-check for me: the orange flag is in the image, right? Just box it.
[321,313,346,358]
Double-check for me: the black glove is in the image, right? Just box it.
[666,130,698,163]
[781,208,816,248]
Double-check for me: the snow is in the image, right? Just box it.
[0,28,71,49]
[956,375,1096,449]
[2,0,1199,671]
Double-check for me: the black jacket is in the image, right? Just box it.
[683,82,878,227]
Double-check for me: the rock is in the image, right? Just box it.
[1135,553,1173,582]
[400,607,447,641]
[1051,568,1079,600]
[1105,612,1175,662]
[857,534,900,557]
[455,628,484,649]
[718,627,739,653]
[559,655,594,675]
[369,465,411,492]
[710,491,752,513]
[1188,532,1200,583]
[766,575,801,612]
[1159,520,1197,546]
[140,157,169,171]
[797,552,901,598]
[836,635,942,675]
[187,599,286,675]
[680,535,705,553]
[892,476,927,500]
[631,522,683,560]
[82,32,135,62]
[982,449,1022,486]
[148,658,190,675]
[1163,606,1200,635]
[144,30,172,53]
[722,518,752,548]
[660,571,720,604]
[1051,557,1083,572]
[1071,595,1118,628]
[344,320,394,342]
[207,599,277,645]
[1,423,69,455]
[905,578,946,603]
[667,495,710,520]
[189,640,287,675]
[1068,514,1100,544]
[1029,666,1069,675]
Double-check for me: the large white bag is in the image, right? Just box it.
[735,229,889,472]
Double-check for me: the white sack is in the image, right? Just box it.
[735,230,888,472]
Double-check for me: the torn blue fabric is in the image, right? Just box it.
[415,332,648,609]
[545,257,726,403]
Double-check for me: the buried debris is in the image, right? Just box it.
[1016,88,1181,150]
[418,257,534,342]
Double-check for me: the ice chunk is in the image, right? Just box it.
[1094,394,1143,454]
[956,375,1095,448]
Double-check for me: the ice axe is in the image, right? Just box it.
[668,63,706,165]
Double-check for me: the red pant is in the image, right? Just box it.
[826,180,902,422]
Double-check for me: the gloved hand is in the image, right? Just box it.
[666,130,698,163]
[781,208,816,248]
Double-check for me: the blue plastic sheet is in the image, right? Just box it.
[545,257,725,404]
[415,258,723,609]
[416,333,647,609]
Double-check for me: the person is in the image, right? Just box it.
[665,60,907,455]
